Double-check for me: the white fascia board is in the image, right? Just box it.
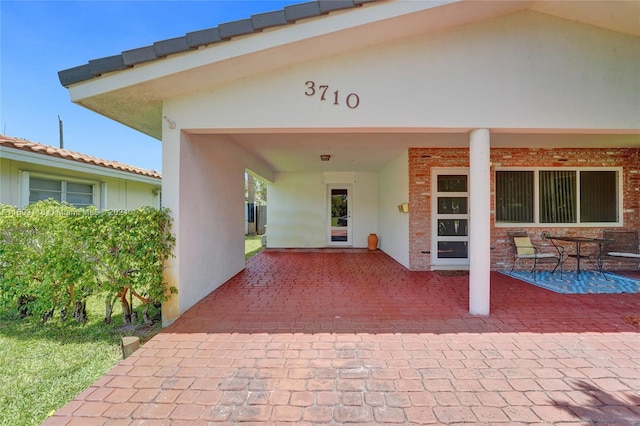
[0,146,161,186]
[67,0,461,102]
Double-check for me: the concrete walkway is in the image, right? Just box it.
[44,250,640,425]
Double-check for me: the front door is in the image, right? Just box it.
[328,185,352,246]
[431,169,470,269]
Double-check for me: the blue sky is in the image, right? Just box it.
[1,0,300,172]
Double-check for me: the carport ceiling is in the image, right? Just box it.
[224,132,640,173]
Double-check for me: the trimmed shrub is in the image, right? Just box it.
[0,201,175,324]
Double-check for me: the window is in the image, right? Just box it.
[495,168,620,225]
[29,176,95,208]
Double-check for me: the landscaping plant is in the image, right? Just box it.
[0,201,96,321]
[0,201,176,324]
[88,207,176,324]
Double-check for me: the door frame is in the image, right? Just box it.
[431,168,470,269]
[327,184,353,247]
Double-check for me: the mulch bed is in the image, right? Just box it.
[623,314,640,331]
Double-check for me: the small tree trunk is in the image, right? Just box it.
[18,295,33,318]
[61,297,72,321]
[121,290,132,324]
[104,295,115,324]
[142,303,152,325]
[129,287,137,324]
[42,308,54,323]
[74,299,87,323]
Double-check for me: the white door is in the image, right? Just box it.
[327,185,352,246]
[431,169,470,269]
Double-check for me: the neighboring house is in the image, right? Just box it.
[0,134,161,210]
[58,0,640,325]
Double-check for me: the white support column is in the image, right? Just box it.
[161,126,182,327]
[469,128,491,316]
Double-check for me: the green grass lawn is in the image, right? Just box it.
[245,234,264,260]
[0,297,161,426]
[0,236,264,426]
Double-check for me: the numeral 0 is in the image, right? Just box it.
[345,93,360,109]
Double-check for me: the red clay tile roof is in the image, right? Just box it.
[0,134,161,179]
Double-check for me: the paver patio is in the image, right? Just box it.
[44,250,640,425]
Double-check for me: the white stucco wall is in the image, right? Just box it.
[166,10,639,133]
[267,171,379,248]
[267,172,326,248]
[161,130,279,324]
[379,151,409,268]
[171,133,247,318]
[352,172,379,247]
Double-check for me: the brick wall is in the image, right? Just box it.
[408,147,640,271]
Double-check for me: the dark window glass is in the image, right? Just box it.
[495,171,534,223]
[437,241,468,258]
[29,177,94,207]
[437,175,467,192]
[437,197,467,215]
[29,178,62,204]
[580,171,617,222]
[437,219,468,236]
[495,169,618,224]
[539,170,577,223]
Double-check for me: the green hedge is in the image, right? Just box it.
[0,200,176,324]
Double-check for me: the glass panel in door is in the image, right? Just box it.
[432,171,469,266]
[329,186,351,245]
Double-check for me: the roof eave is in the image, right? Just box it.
[61,0,478,137]
[60,0,639,139]
[0,145,162,184]
[59,0,382,88]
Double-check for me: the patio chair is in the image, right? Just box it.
[507,230,563,279]
[602,230,640,270]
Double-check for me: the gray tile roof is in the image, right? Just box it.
[58,0,380,87]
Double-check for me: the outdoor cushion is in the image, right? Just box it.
[514,236,535,256]
[517,253,556,259]
[608,251,640,258]
[534,253,557,258]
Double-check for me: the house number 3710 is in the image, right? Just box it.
[304,81,360,109]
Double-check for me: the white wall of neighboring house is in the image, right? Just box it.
[0,156,160,210]
[0,158,13,205]
[105,179,160,210]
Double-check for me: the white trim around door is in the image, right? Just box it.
[431,168,470,269]
[327,184,352,246]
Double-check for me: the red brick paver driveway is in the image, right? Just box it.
[44,250,640,425]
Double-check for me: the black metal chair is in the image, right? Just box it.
[507,230,563,280]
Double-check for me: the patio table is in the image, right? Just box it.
[547,235,611,280]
